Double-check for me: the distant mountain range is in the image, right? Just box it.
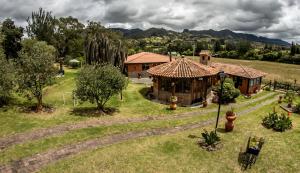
[112,28,290,46]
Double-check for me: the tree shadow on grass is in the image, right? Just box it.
[139,87,154,100]
[71,107,119,117]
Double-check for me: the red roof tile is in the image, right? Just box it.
[211,63,267,79]
[147,57,218,78]
[125,52,172,64]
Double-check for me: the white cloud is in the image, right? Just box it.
[0,0,299,42]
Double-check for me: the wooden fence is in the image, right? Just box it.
[262,80,300,94]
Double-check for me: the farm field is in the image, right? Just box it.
[0,68,299,173]
[188,56,300,83]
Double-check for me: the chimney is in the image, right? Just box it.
[199,50,211,66]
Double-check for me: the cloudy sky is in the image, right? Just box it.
[0,0,299,42]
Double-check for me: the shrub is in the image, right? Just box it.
[262,112,279,129]
[201,130,220,146]
[74,64,127,112]
[217,78,240,104]
[264,86,271,91]
[262,112,292,132]
[273,115,293,132]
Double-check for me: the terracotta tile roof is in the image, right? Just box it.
[147,57,219,78]
[210,62,267,79]
[125,52,172,64]
[199,50,211,55]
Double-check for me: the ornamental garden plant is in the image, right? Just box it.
[262,112,292,132]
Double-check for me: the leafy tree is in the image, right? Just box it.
[290,42,296,56]
[0,29,15,106]
[53,16,85,59]
[217,78,240,103]
[1,18,23,60]
[237,41,251,55]
[26,8,56,44]
[74,64,127,112]
[17,39,57,111]
[84,22,127,70]
[213,40,221,52]
[225,41,236,51]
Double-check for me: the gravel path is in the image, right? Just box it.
[0,93,276,150]
[0,97,277,173]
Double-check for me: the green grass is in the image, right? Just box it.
[0,67,276,137]
[1,64,299,172]
[188,56,300,83]
[40,103,300,173]
[0,93,278,165]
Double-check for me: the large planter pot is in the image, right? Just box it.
[202,100,208,107]
[225,114,237,132]
[170,102,177,110]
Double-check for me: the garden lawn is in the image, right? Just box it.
[41,103,300,173]
[0,92,278,165]
[0,67,275,137]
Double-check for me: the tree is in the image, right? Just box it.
[1,18,23,60]
[290,42,296,56]
[53,16,85,59]
[217,78,240,103]
[213,40,221,52]
[26,8,55,44]
[0,29,15,106]
[18,39,57,111]
[84,22,127,70]
[237,41,251,55]
[225,41,236,51]
[74,64,127,112]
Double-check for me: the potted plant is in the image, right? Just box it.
[202,100,208,107]
[225,107,237,132]
[285,91,295,108]
[278,95,283,103]
[170,96,177,110]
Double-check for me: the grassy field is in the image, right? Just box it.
[0,67,275,137]
[188,56,300,83]
[40,103,300,173]
[0,66,299,172]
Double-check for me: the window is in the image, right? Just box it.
[208,56,211,60]
[142,64,150,71]
[160,78,172,91]
[249,79,254,87]
[175,79,191,93]
[202,56,205,60]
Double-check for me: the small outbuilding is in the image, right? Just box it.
[199,50,267,95]
[211,63,266,95]
[147,57,218,106]
[124,52,172,78]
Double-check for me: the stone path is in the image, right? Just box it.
[0,97,277,173]
[0,93,276,150]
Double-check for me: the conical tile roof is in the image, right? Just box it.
[147,57,218,78]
